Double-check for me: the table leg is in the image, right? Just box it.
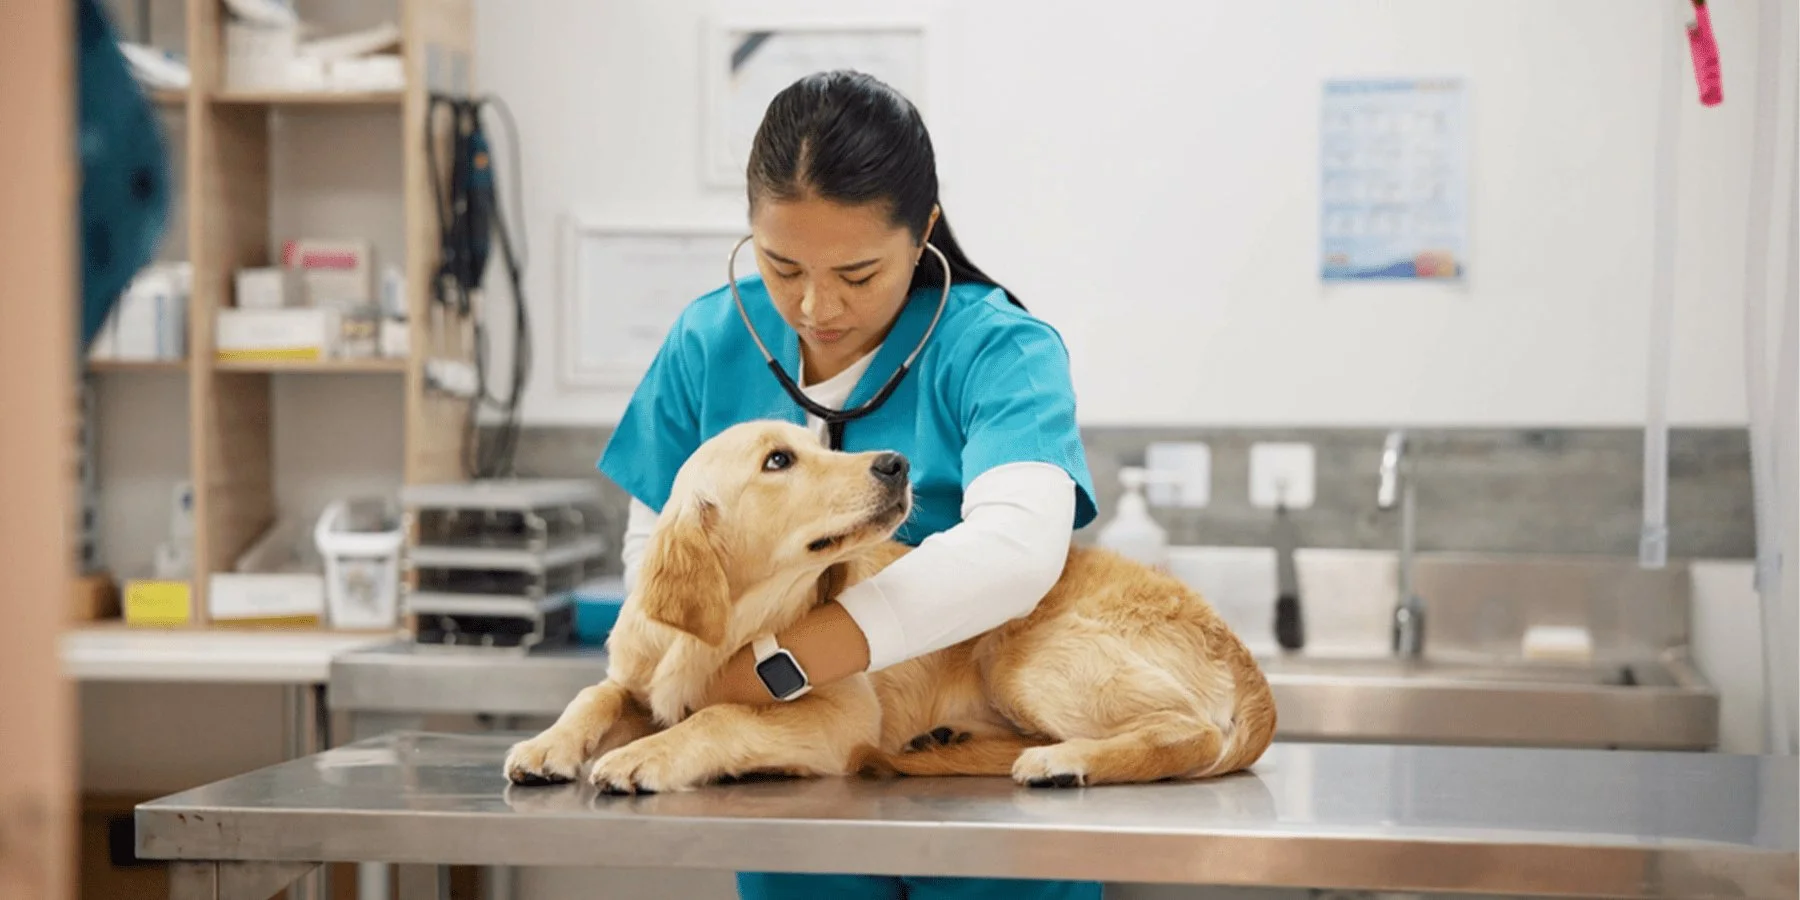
[169,862,216,900]
[483,715,516,900]
[397,864,449,900]
[285,685,328,900]
[351,712,426,900]
[173,861,322,900]
[484,865,514,900]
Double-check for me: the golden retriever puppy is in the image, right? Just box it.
[503,420,1276,793]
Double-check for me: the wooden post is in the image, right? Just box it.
[0,0,79,897]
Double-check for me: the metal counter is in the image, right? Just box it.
[329,641,603,720]
[138,731,1796,899]
[329,640,1718,749]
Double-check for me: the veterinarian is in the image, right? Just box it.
[599,69,1102,900]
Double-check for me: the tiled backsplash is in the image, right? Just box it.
[502,425,1753,572]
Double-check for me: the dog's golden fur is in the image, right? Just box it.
[504,421,1276,792]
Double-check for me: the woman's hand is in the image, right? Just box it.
[700,601,873,708]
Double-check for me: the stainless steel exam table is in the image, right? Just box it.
[136,731,1797,899]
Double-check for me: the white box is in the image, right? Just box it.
[235,266,301,309]
[216,307,340,361]
[282,238,375,308]
[99,262,189,361]
[225,19,299,91]
[209,572,326,624]
[328,55,404,91]
[379,318,410,358]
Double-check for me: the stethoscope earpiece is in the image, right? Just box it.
[728,235,951,450]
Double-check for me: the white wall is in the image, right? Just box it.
[475,0,1776,428]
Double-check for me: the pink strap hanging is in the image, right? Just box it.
[1686,0,1724,106]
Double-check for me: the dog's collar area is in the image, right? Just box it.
[815,564,846,607]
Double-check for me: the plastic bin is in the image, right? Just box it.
[314,497,404,629]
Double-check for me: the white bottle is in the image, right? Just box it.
[1098,467,1169,571]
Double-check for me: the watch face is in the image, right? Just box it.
[755,650,808,699]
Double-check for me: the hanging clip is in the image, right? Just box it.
[1686,0,1723,106]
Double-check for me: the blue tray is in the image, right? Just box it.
[572,577,626,646]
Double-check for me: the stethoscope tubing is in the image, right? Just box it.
[727,235,952,439]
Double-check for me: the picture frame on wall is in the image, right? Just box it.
[558,218,745,389]
[1318,77,1471,282]
[700,14,930,188]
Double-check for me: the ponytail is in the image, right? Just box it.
[914,210,1025,310]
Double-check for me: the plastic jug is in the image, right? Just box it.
[1097,467,1169,571]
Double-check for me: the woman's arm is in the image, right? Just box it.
[619,498,658,592]
[702,460,1076,705]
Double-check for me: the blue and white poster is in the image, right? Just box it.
[1320,78,1468,281]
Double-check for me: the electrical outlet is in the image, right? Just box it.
[1144,441,1211,507]
[1249,442,1315,509]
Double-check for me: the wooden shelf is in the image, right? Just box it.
[212,89,404,107]
[70,618,396,636]
[86,359,188,373]
[214,357,408,374]
[83,0,477,622]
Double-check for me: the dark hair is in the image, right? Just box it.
[746,70,1024,309]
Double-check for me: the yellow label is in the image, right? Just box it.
[210,614,321,628]
[215,347,323,361]
[124,580,192,626]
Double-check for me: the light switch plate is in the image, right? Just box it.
[1249,442,1315,509]
[1144,441,1211,508]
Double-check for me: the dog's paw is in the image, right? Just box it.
[1012,744,1088,789]
[504,731,587,786]
[904,726,971,752]
[588,738,706,795]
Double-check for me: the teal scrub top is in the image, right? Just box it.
[598,275,1098,546]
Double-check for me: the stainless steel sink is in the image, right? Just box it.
[1256,650,1718,750]
[1259,654,1649,686]
[1240,552,1722,751]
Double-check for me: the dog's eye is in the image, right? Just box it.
[763,450,793,472]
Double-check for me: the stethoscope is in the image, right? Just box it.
[728,234,952,450]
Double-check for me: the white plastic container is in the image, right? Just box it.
[314,498,405,629]
[1097,467,1170,571]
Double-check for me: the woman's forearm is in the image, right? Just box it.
[705,600,870,705]
[704,462,1075,707]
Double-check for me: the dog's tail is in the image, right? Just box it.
[1200,672,1280,778]
[856,735,1051,779]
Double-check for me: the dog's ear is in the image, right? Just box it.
[635,497,729,646]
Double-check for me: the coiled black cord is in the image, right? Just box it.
[425,93,530,480]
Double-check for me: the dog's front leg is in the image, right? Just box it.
[504,680,636,785]
[589,678,880,794]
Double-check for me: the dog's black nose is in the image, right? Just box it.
[870,452,909,485]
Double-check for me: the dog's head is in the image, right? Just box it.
[633,420,913,646]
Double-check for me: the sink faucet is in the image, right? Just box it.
[1379,429,1425,658]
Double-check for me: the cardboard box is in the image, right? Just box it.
[208,572,325,626]
[282,238,374,308]
[224,18,298,91]
[216,306,340,361]
[234,266,301,309]
[69,572,120,622]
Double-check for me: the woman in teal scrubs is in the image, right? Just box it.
[599,69,1102,900]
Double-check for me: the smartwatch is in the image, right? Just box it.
[752,634,811,701]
